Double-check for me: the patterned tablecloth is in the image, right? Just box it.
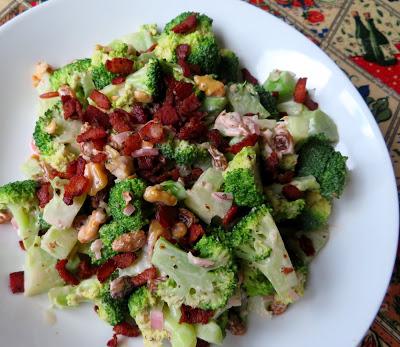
[1,0,399,346]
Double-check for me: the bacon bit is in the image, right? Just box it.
[91,152,108,163]
[304,93,319,111]
[112,253,137,269]
[61,95,83,120]
[106,58,134,75]
[63,175,90,205]
[176,44,190,59]
[196,339,210,347]
[9,271,24,293]
[109,109,133,133]
[39,91,59,99]
[131,105,148,124]
[106,334,118,347]
[172,13,197,34]
[113,322,140,337]
[173,81,194,101]
[188,223,205,244]
[207,129,229,152]
[298,235,316,257]
[76,127,108,143]
[123,133,142,156]
[76,156,87,176]
[228,134,259,154]
[282,184,304,201]
[179,305,214,324]
[154,104,180,126]
[177,118,207,141]
[294,77,307,104]
[281,267,294,274]
[176,93,202,117]
[55,259,79,285]
[92,138,107,151]
[156,205,178,229]
[241,68,259,85]
[111,76,126,85]
[36,182,52,208]
[97,259,118,283]
[18,241,26,251]
[139,121,164,144]
[222,205,239,226]
[131,267,157,287]
[89,90,111,110]
[77,258,98,280]
[146,43,157,53]
[83,105,111,129]
[277,171,295,184]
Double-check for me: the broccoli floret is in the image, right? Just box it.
[91,64,117,90]
[124,58,163,100]
[163,12,213,34]
[265,185,305,222]
[0,180,39,248]
[254,85,279,117]
[299,191,331,231]
[297,136,348,199]
[242,263,275,297]
[33,102,81,171]
[223,146,264,207]
[108,178,148,231]
[97,282,127,326]
[217,49,239,83]
[159,138,208,166]
[50,58,92,91]
[231,205,299,303]
[152,238,237,310]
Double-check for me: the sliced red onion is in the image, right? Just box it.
[131,148,159,158]
[187,252,215,268]
[30,139,39,154]
[150,309,164,330]
[123,204,136,216]
[212,192,233,202]
[110,131,131,147]
[90,239,103,260]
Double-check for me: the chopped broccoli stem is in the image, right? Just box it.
[97,282,127,326]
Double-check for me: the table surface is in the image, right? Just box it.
[1,0,399,346]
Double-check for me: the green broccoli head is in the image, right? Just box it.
[163,12,213,34]
[108,178,148,231]
[125,58,163,100]
[159,138,208,166]
[299,191,331,231]
[297,136,347,200]
[50,58,92,91]
[33,102,81,171]
[265,185,305,222]
[91,64,117,90]
[97,281,127,326]
[152,238,237,310]
[223,146,264,207]
[128,286,153,319]
[242,262,275,297]
[217,49,239,83]
[254,85,279,117]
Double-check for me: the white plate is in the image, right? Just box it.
[0,0,398,346]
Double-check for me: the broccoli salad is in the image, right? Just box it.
[1,12,348,347]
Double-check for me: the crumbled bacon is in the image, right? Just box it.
[146,43,157,52]
[177,118,207,141]
[282,184,303,201]
[39,91,59,99]
[91,153,108,163]
[228,134,258,154]
[89,90,111,110]
[156,205,178,228]
[281,267,294,274]
[77,258,98,280]
[92,138,107,151]
[179,305,214,324]
[222,205,239,226]
[172,13,197,34]
[106,334,118,347]
[131,105,148,124]
[112,253,137,269]
[304,93,318,111]
[76,127,108,143]
[9,271,24,294]
[139,121,164,144]
[173,81,194,101]
[207,129,229,152]
[176,93,202,117]
[55,259,79,285]
[83,105,111,129]
[277,171,295,184]
[109,109,133,133]
[154,104,179,126]
[112,76,126,85]
[97,259,118,283]
[113,322,140,337]
[76,156,87,176]
[241,68,259,85]
[131,267,157,287]
[294,77,307,104]
[298,235,316,257]
[18,241,26,251]
[63,175,90,205]
[36,182,52,208]
[106,58,134,75]
[61,95,83,120]
[188,224,205,244]
[123,133,142,156]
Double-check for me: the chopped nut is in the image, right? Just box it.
[112,230,146,252]
[208,145,228,171]
[84,162,108,196]
[110,276,134,299]
[78,208,107,243]
[143,185,177,206]
[45,119,57,135]
[178,208,197,228]
[194,75,226,97]
[134,90,153,103]
[105,145,134,180]
[147,219,170,258]
[32,61,52,87]
[171,222,187,239]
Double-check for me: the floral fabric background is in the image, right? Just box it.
[0,0,399,345]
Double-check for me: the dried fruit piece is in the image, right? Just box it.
[179,305,214,324]
[241,68,259,85]
[36,182,52,208]
[188,223,205,244]
[63,175,90,205]
[294,77,307,104]
[9,271,24,294]
[229,134,258,154]
[172,14,197,34]
[76,127,108,143]
[282,184,303,201]
[106,58,134,75]
[89,90,111,110]
[131,267,157,287]
[155,205,178,228]
[113,322,140,337]
[55,259,79,285]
